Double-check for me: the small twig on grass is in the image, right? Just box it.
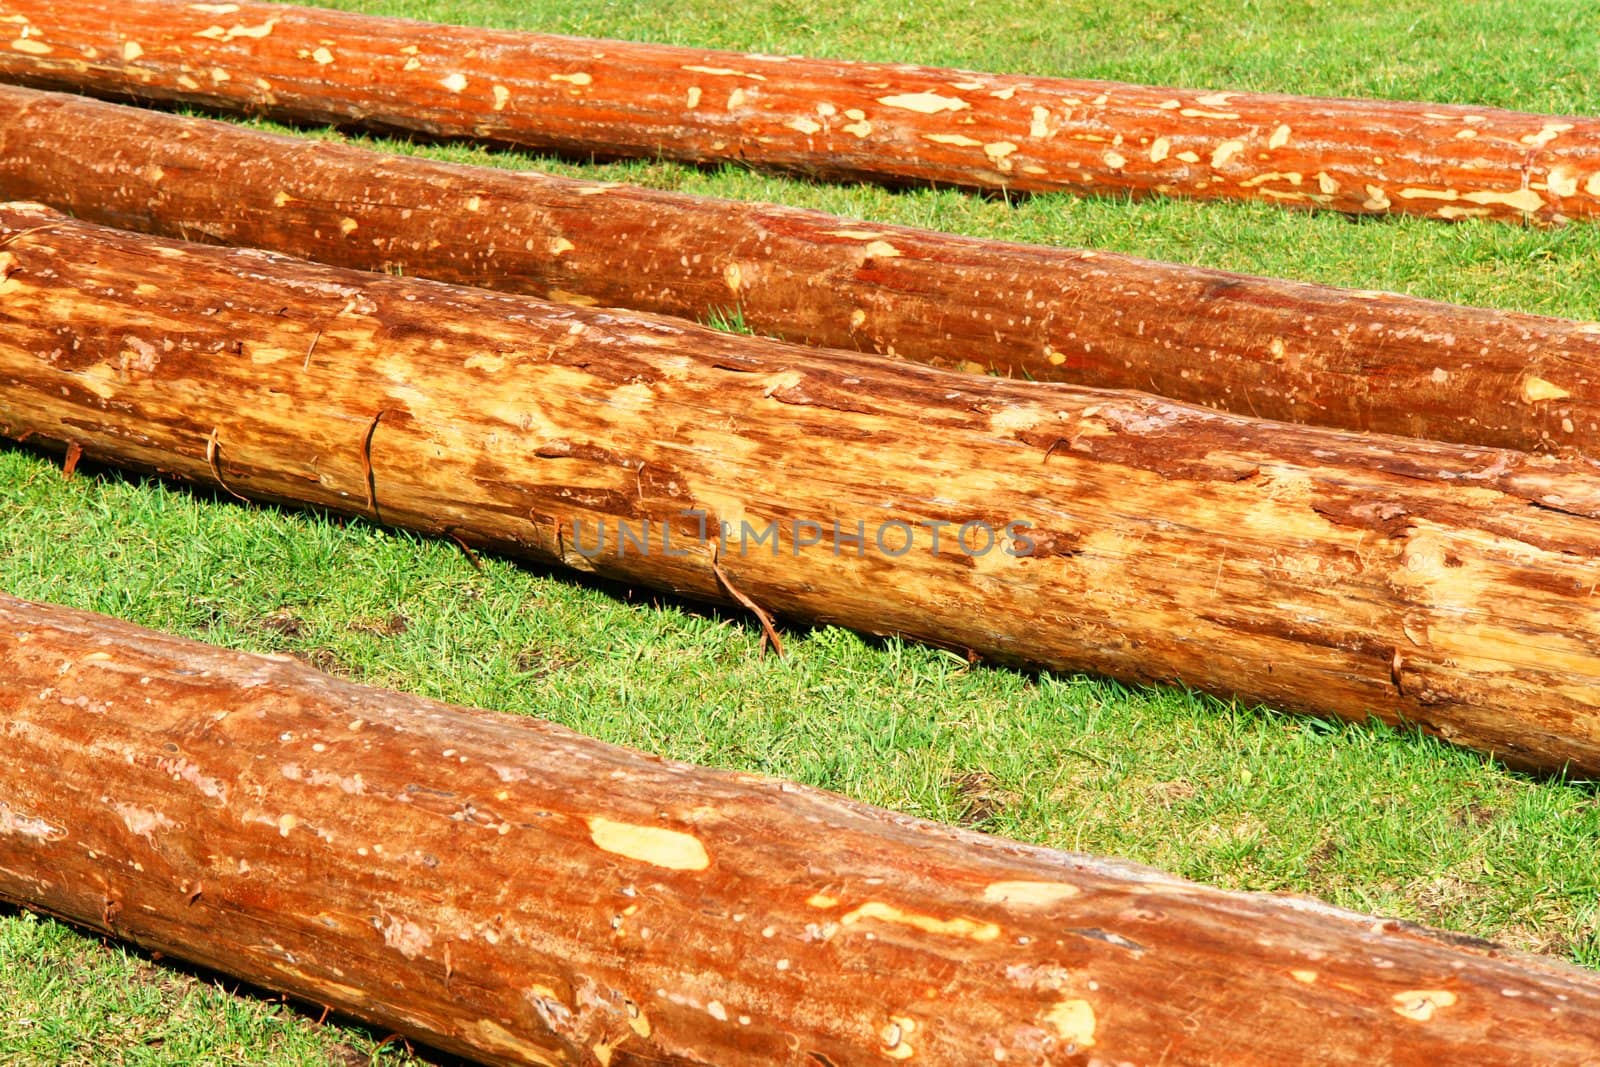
[361,408,393,523]
[710,542,785,658]
[445,528,484,571]
[61,440,82,479]
[204,427,253,504]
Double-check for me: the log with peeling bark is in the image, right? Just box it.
[5,593,1600,1066]
[0,0,1598,224]
[2,202,1600,775]
[2,88,1599,456]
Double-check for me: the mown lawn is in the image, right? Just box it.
[3,1,1599,1063]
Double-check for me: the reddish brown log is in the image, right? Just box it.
[0,0,1598,224]
[2,88,1597,457]
[5,592,1600,1066]
[2,202,1600,776]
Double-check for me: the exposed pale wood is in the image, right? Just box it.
[2,87,1598,456]
[4,593,1600,1065]
[0,0,1597,223]
[1,203,1599,775]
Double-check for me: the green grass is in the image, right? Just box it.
[5,1,1600,1063]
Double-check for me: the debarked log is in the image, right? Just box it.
[1,203,1599,775]
[4,593,1600,1066]
[1,87,1598,456]
[0,0,1598,223]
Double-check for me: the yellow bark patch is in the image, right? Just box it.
[1521,122,1574,148]
[587,816,710,870]
[550,72,592,85]
[863,240,901,258]
[196,19,276,42]
[10,38,52,55]
[492,84,511,111]
[1268,124,1291,149]
[722,262,743,292]
[1522,376,1571,403]
[123,40,144,61]
[548,289,599,307]
[985,141,1019,168]
[1210,140,1245,168]
[839,901,1000,941]
[682,64,765,80]
[339,217,358,236]
[880,1015,917,1059]
[440,73,469,93]
[981,880,1080,907]
[1030,106,1051,138]
[1241,172,1303,188]
[787,116,823,135]
[1042,999,1096,1046]
[924,132,984,147]
[1290,969,1318,984]
[310,46,334,65]
[1547,166,1579,198]
[1102,150,1127,169]
[464,353,507,373]
[1461,187,1545,214]
[1148,137,1170,163]
[548,237,574,255]
[876,91,970,114]
[1392,989,1457,1022]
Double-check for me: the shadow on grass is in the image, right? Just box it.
[0,901,471,1066]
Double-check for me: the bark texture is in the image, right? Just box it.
[1,0,1599,223]
[2,87,1599,456]
[4,593,1600,1066]
[2,203,1600,775]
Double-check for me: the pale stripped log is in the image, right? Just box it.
[0,203,1599,774]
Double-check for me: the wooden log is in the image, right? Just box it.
[1,202,1599,776]
[2,87,1599,457]
[0,1,1598,225]
[4,592,1600,1066]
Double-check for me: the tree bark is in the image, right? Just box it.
[1,202,1599,775]
[4,593,1600,1067]
[2,87,1599,457]
[0,0,1597,225]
